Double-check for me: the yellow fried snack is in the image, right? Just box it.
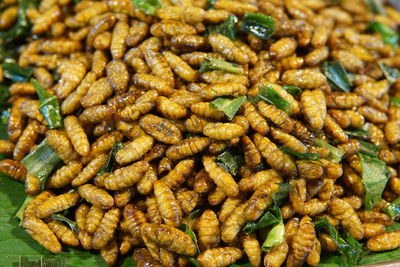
[36,192,80,218]
[153,180,182,227]
[329,198,364,240]
[0,159,27,182]
[198,209,220,251]
[104,161,150,190]
[92,208,121,250]
[48,220,79,246]
[366,231,400,251]
[78,184,114,209]
[197,247,243,267]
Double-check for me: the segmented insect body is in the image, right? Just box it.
[46,130,80,163]
[198,209,220,251]
[264,242,289,267]
[208,34,250,64]
[221,203,247,243]
[153,180,182,227]
[115,136,154,165]
[81,77,113,108]
[366,231,400,251]
[92,208,121,250]
[156,96,188,119]
[0,159,27,182]
[36,192,80,218]
[241,135,263,170]
[78,184,114,209]
[71,154,108,186]
[166,137,210,160]
[7,97,26,142]
[163,51,197,82]
[329,199,364,240]
[301,89,326,131]
[190,102,225,120]
[203,123,244,140]
[143,50,175,88]
[197,247,243,267]
[139,114,183,145]
[243,181,279,221]
[100,237,118,266]
[123,204,147,244]
[241,233,261,267]
[47,161,82,188]
[133,248,163,267]
[64,115,90,156]
[110,21,129,59]
[104,161,149,190]
[201,83,247,101]
[257,101,294,132]
[106,60,129,94]
[150,19,197,38]
[13,120,40,161]
[161,159,194,191]
[48,220,79,246]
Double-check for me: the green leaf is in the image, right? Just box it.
[344,123,370,140]
[98,141,123,175]
[280,146,320,161]
[360,248,400,265]
[189,209,202,220]
[216,148,245,175]
[359,140,380,157]
[367,21,399,47]
[188,257,202,267]
[385,222,400,232]
[240,13,276,40]
[262,222,285,251]
[323,61,353,92]
[132,0,162,15]
[2,62,33,83]
[51,214,78,232]
[365,0,387,15]
[271,183,292,208]
[181,223,200,255]
[205,0,216,9]
[0,84,10,113]
[314,138,345,163]
[1,0,34,44]
[243,206,281,234]
[378,62,400,84]
[209,96,246,121]
[206,15,238,40]
[391,96,400,108]
[255,86,291,114]
[358,152,389,210]
[31,78,63,129]
[383,196,400,219]
[282,85,302,96]
[315,216,367,266]
[0,109,10,140]
[199,56,244,74]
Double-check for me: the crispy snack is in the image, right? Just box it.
[48,220,79,246]
[153,180,182,227]
[78,184,114,209]
[197,247,243,267]
[36,192,80,218]
[0,159,27,182]
[329,198,364,240]
[92,208,121,250]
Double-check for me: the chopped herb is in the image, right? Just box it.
[205,0,216,9]
[345,123,370,140]
[132,0,162,15]
[181,223,200,255]
[2,62,33,82]
[185,132,202,138]
[14,195,35,223]
[209,96,246,120]
[31,78,63,129]
[51,214,78,232]
[271,183,292,207]
[367,21,399,47]
[240,13,276,40]
[255,85,291,114]
[280,146,320,161]
[199,56,244,74]
[98,141,123,175]
[383,196,400,219]
[359,140,380,157]
[365,0,387,15]
[282,85,302,96]
[188,257,202,267]
[378,62,399,84]
[216,148,245,175]
[391,96,400,107]
[323,61,353,92]
[189,209,202,220]
[314,138,345,163]
[315,216,367,266]
[358,152,389,210]
[261,222,285,251]
[385,222,400,232]
[206,15,238,40]
[360,248,400,265]
[243,206,281,233]
[0,84,10,113]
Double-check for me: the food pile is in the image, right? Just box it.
[1,0,400,266]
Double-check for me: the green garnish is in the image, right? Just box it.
[261,222,285,251]
[243,206,281,234]
[367,21,399,47]
[31,78,63,129]
[359,140,380,157]
[2,62,33,83]
[385,222,400,232]
[282,85,302,96]
[199,56,244,74]
[132,0,162,15]
[181,223,200,255]
[280,146,320,161]
[365,0,387,15]
[205,0,216,10]
[240,13,276,40]
[206,15,238,40]
[209,96,246,120]
[391,96,400,107]
[253,85,291,114]
[51,214,78,232]
[189,209,202,220]
[188,257,202,267]
[314,138,345,163]
[345,123,370,140]
[216,148,245,175]
[271,183,292,207]
[360,248,400,266]
[378,62,399,84]
[323,61,353,92]
[98,141,123,175]
[358,152,389,210]
[383,196,400,219]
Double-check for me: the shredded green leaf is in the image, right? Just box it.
[383,196,400,219]
[0,85,10,114]
[206,15,238,40]
[216,148,245,175]
[367,21,399,47]
[378,62,400,84]
[314,138,345,163]
[315,216,367,266]
[280,146,320,161]
[358,152,389,210]
[206,0,216,10]
[255,85,291,114]
[51,214,78,232]
[323,61,353,92]
[98,141,123,175]
[31,78,63,129]
[132,0,162,15]
[181,223,200,255]
[282,85,302,96]
[14,195,35,223]
[189,209,202,220]
[391,96,400,107]
[240,13,276,40]
[188,257,202,267]
[2,62,33,83]
[360,248,400,265]
[209,96,246,120]
[199,56,244,74]
[262,222,285,251]
[243,206,282,233]
[385,222,400,232]
[359,140,380,157]
[365,0,387,15]
[271,183,292,207]
[344,123,370,140]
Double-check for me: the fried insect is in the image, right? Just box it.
[241,233,261,267]
[78,184,114,209]
[198,209,220,251]
[72,154,108,186]
[161,159,194,191]
[37,192,80,218]
[139,114,183,145]
[47,161,82,188]
[0,159,27,182]
[13,120,40,161]
[329,198,364,240]
[92,208,121,250]
[46,130,79,163]
[104,161,149,190]
[208,34,249,64]
[203,123,244,140]
[197,247,243,267]
[116,136,154,165]
[64,116,90,156]
[301,89,326,131]
[153,180,182,227]
[48,220,79,246]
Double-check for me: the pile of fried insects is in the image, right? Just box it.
[2,0,400,266]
